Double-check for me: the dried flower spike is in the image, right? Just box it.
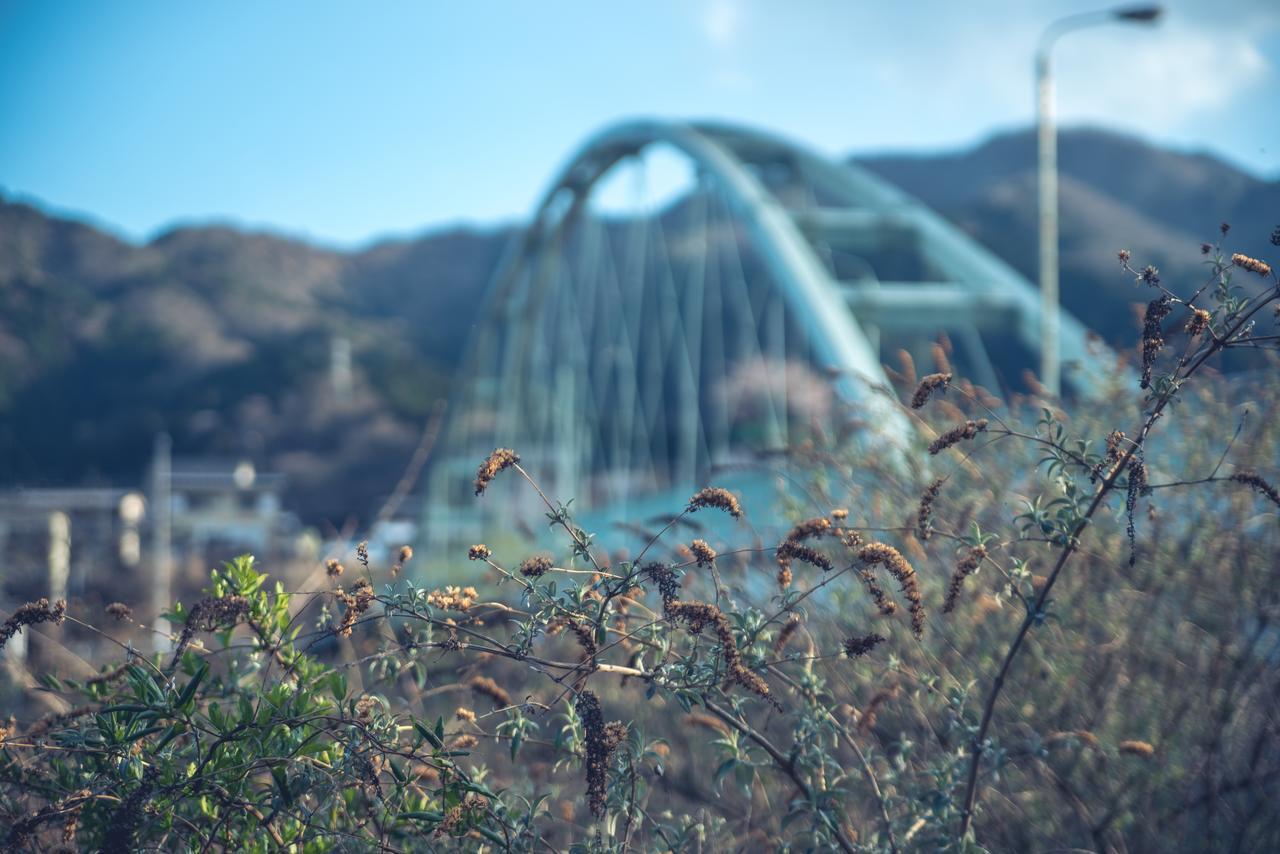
[668,600,775,706]
[917,477,943,540]
[427,585,479,611]
[943,545,986,614]
[1118,740,1156,758]
[785,517,831,543]
[1230,471,1280,509]
[843,633,886,658]
[325,559,345,578]
[689,539,716,567]
[645,562,681,616]
[1232,253,1273,278]
[575,690,625,817]
[776,563,793,590]
[1,598,67,651]
[910,372,952,409]
[1185,308,1211,337]
[1139,296,1172,390]
[860,542,925,638]
[468,543,492,561]
[928,419,989,455]
[775,540,834,572]
[474,448,520,496]
[470,675,512,707]
[773,614,802,655]
[518,555,554,578]
[334,580,373,638]
[686,486,743,519]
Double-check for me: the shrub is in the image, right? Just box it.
[2,235,1279,851]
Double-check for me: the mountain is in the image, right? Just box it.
[853,126,1279,355]
[1,126,1275,525]
[0,198,511,523]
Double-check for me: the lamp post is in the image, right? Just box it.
[1036,5,1162,396]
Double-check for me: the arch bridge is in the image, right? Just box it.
[424,119,1109,544]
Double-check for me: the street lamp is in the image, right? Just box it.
[1036,5,1162,396]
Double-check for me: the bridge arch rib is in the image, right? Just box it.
[426,118,1113,542]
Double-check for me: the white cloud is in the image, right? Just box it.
[701,0,755,92]
[1055,24,1271,130]
[703,0,741,48]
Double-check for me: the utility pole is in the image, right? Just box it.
[1036,5,1162,395]
[151,433,173,653]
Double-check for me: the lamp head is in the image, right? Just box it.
[1113,5,1163,23]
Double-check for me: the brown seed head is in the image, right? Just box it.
[843,633,886,658]
[1118,740,1156,758]
[1230,471,1280,509]
[785,517,831,543]
[1232,253,1272,277]
[927,419,989,455]
[427,585,479,612]
[773,614,802,655]
[689,539,717,567]
[575,690,625,817]
[860,542,925,638]
[910,372,952,409]
[1,598,67,652]
[467,543,492,561]
[916,477,943,540]
[943,545,987,614]
[668,600,775,706]
[518,555,554,578]
[775,540,834,572]
[474,448,520,496]
[334,579,374,638]
[1185,308,1211,337]
[469,675,512,708]
[686,486,743,519]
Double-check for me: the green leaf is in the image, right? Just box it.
[713,758,738,792]
[100,703,154,715]
[153,724,184,752]
[271,765,293,806]
[125,724,167,743]
[175,663,208,711]
[414,721,444,749]
[510,731,523,761]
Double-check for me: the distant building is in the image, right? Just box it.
[0,455,299,604]
[164,457,296,557]
[0,487,136,600]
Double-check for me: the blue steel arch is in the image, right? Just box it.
[425,119,1112,544]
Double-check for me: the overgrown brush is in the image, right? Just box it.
[2,233,1279,851]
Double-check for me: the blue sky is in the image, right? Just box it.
[1,0,1276,247]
